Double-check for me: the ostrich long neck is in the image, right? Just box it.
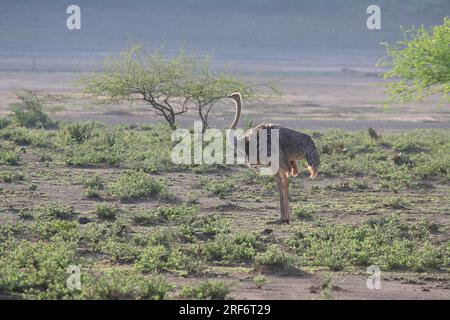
[228,95,241,129]
[226,95,241,149]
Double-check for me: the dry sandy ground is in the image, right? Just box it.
[0,71,448,131]
[1,163,449,300]
[0,70,448,300]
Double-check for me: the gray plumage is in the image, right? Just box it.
[226,92,320,223]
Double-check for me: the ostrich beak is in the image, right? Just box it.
[226,94,233,99]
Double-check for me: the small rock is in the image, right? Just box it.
[78,217,91,225]
[260,228,273,235]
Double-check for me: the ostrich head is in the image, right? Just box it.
[226,92,241,101]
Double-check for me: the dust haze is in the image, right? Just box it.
[0,0,448,71]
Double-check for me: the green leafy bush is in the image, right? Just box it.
[381,17,450,103]
[60,121,100,144]
[0,170,24,182]
[101,240,141,263]
[0,150,20,166]
[135,244,199,273]
[107,170,166,201]
[132,206,197,226]
[33,220,79,241]
[37,203,78,220]
[180,280,229,300]
[82,270,173,300]
[194,233,258,263]
[255,245,296,271]
[287,215,448,271]
[9,90,53,128]
[0,240,78,299]
[94,203,119,220]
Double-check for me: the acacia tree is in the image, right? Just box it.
[81,45,192,129]
[380,17,450,103]
[81,45,277,130]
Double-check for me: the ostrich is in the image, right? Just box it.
[225,92,320,224]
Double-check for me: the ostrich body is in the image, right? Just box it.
[226,92,320,223]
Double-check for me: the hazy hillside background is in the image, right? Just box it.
[0,0,448,71]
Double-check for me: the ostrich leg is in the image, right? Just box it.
[272,171,290,224]
[290,161,299,177]
[275,173,285,220]
[280,170,290,222]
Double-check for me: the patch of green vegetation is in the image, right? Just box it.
[59,124,173,170]
[28,183,38,191]
[152,206,198,221]
[60,121,100,144]
[201,178,234,199]
[312,195,381,215]
[255,245,296,271]
[239,169,275,192]
[145,227,177,246]
[132,210,162,226]
[0,240,78,299]
[0,117,10,129]
[0,237,173,299]
[83,187,101,199]
[9,90,54,128]
[107,170,166,201]
[194,233,259,263]
[178,215,230,241]
[36,203,78,220]
[292,203,317,219]
[187,164,210,174]
[82,174,105,199]
[253,274,267,289]
[80,220,132,252]
[0,221,26,242]
[410,152,449,179]
[180,280,229,300]
[136,241,202,274]
[315,129,450,190]
[132,206,198,226]
[325,179,370,192]
[82,270,173,300]
[0,124,449,300]
[137,245,181,272]
[33,220,79,242]
[0,150,20,166]
[18,209,34,220]
[349,178,370,190]
[317,272,336,300]
[37,153,53,163]
[0,127,54,148]
[59,124,123,167]
[83,175,105,189]
[381,196,411,210]
[100,240,141,263]
[94,203,119,221]
[287,215,448,271]
[0,170,24,183]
